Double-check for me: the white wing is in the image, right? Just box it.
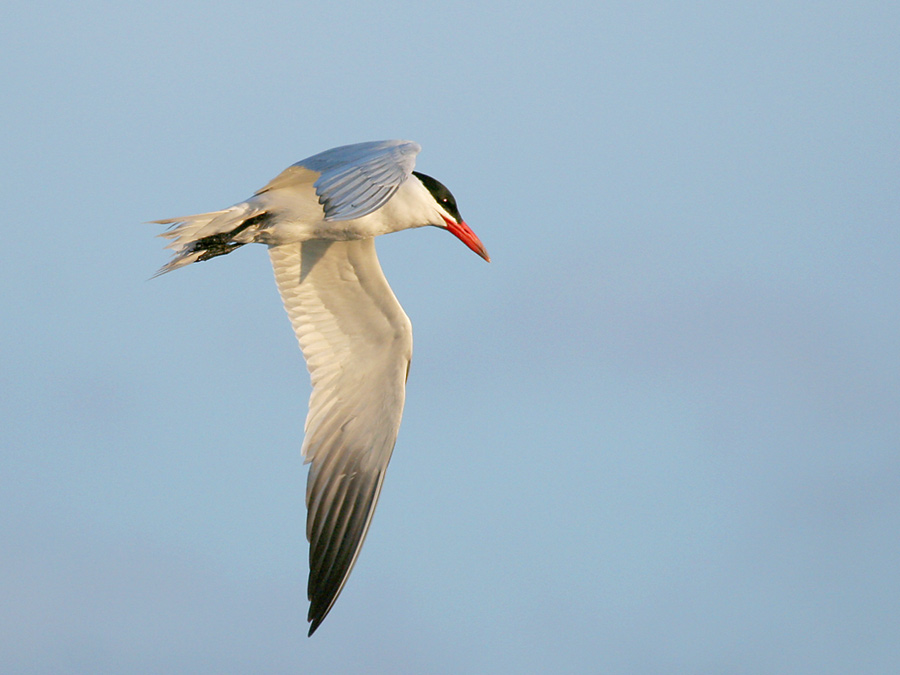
[268,238,413,635]
[259,140,420,222]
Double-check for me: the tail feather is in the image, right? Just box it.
[153,203,270,276]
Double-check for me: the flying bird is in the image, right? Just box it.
[154,140,489,636]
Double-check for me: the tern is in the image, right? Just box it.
[155,140,489,635]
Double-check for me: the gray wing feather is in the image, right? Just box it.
[301,140,420,221]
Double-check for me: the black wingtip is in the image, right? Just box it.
[307,597,329,637]
[306,598,330,637]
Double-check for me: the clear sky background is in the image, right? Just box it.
[2,1,898,673]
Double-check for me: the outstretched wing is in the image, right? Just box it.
[268,238,413,635]
[259,140,420,222]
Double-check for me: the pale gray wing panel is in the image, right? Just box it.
[302,140,420,221]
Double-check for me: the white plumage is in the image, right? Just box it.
[155,140,488,635]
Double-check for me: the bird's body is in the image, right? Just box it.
[155,140,488,635]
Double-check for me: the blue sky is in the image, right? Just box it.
[2,1,898,672]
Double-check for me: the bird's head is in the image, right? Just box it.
[413,171,490,262]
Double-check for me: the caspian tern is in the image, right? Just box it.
[155,140,489,636]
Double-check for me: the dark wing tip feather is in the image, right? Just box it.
[308,617,323,637]
[305,467,383,636]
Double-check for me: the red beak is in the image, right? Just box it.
[442,216,491,262]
